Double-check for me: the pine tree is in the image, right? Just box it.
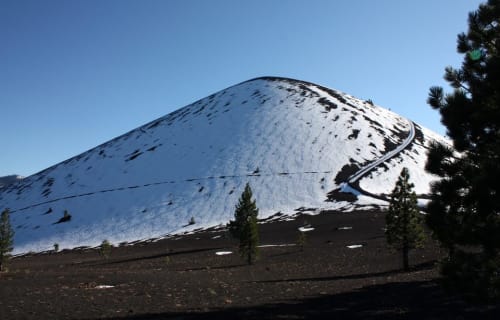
[385,168,425,271]
[297,231,307,252]
[228,183,259,265]
[425,0,500,301]
[99,239,112,259]
[0,208,14,272]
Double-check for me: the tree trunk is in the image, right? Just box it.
[403,244,409,271]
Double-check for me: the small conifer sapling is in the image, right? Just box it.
[385,168,425,271]
[0,209,14,272]
[228,183,259,265]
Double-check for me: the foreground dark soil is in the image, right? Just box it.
[1,210,498,319]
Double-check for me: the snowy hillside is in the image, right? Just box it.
[0,77,449,254]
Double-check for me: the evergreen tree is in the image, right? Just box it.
[297,231,307,252]
[99,239,112,259]
[0,208,14,272]
[228,183,259,265]
[425,0,500,301]
[385,168,425,271]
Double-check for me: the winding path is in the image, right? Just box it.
[342,120,416,200]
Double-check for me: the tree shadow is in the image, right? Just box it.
[252,260,438,284]
[85,247,226,266]
[80,279,500,320]
[267,250,302,258]
[180,263,247,272]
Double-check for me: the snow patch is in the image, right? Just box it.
[340,183,361,196]
[346,244,363,249]
[298,227,315,232]
[258,244,296,248]
[417,198,430,207]
[94,285,115,289]
[215,251,232,255]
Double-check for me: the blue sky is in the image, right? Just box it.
[0,0,484,177]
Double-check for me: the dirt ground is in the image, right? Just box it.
[1,210,499,319]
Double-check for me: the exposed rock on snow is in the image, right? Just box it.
[0,175,23,189]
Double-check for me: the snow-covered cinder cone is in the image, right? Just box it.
[0,77,449,254]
